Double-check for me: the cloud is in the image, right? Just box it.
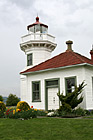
[9,0,36,9]
[0,0,23,26]
[0,0,93,97]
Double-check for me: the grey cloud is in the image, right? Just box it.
[0,0,93,97]
[9,0,36,9]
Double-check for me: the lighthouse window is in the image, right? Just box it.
[35,24,40,33]
[29,26,34,33]
[42,26,48,33]
[27,53,32,66]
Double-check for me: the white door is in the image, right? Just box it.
[48,87,59,110]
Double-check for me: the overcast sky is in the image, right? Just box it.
[0,0,93,97]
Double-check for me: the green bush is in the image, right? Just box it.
[8,109,37,119]
[5,108,14,118]
[36,109,47,116]
[0,111,4,118]
[6,94,20,106]
[16,101,30,111]
[5,110,20,119]
[57,107,87,117]
[20,109,37,119]
[58,110,76,118]
[72,108,86,116]
[89,110,93,115]
[58,103,72,113]
[0,101,6,112]
[4,105,38,120]
[0,95,3,101]
[57,81,86,113]
[84,110,91,115]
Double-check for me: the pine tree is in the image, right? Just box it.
[57,81,86,112]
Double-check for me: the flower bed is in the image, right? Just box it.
[0,101,47,120]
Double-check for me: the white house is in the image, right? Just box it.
[20,16,93,110]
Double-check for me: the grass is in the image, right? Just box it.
[83,115,93,119]
[0,118,93,140]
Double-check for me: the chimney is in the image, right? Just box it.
[90,46,93,61]
[66,40,73,51]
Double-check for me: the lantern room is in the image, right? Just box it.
[27,16,48,34]
[20,16,57,68]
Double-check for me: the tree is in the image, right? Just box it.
[57,81,86,112]
[0,95,3,101]
[6,94,20,106]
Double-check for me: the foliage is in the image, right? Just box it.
[0,95,3,101]
[36,109,48,116]
[89,110,93,115]
[57,81,86,113]
[5,109,14,118]
[0,104,47,119]
[6,94,20,106]
[3,107,37,119]
[57,107,93,117]
[72,108,86,116]
[0,111,4,118]
[0,101,6,112]
[19,109,37,119]
[10,109,36,119]
[16,101,30,111]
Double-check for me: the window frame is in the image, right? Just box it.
[27,53,33,66]
[65,76,76,95]
[32,81,41,102]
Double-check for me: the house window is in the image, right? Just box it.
[32,81,40,102]
[65,77,76,94]
[27,53,32,66]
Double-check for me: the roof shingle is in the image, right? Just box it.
[20,50,93,74]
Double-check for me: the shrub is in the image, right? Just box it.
[58,110,75,118]
[84,110,91,115]
[6,94,20,106]
[89,110,93,115]
[0,101,6,112]
[36,109,48,116]
[20,109,37,119]
[57,81,86,113]
[58,103,72,113]
[72,108,86,116]
[9,109,37,119]
[0,95,3,101]
[5,109,13,118]
[0,111,4,118]
[16,101,30,111]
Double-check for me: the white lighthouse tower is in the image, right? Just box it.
[20,16,57,69]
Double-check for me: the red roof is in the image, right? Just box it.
[20,50,93,74]
[27,16,48,30]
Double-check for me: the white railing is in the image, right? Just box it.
[21,33,55,44]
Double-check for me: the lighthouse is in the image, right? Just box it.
[20,17,93,111]
[20,16,57,69]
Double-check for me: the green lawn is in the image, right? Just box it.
[0,118,93,140]
[83,116,93,119]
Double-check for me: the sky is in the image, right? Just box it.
[0,0,93,97]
